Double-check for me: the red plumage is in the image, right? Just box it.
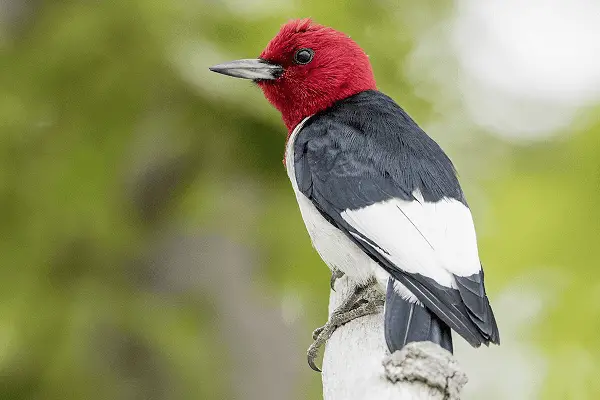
[258,19,377,133]
[208,20,501,365]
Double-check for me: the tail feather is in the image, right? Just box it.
[384,279,453,354]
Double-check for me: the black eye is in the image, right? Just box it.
[294,48,314,65]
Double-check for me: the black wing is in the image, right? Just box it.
[293,90,499,346]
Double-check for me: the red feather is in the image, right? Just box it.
[258,19,377,133]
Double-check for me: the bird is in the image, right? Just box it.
[209,18,500,372]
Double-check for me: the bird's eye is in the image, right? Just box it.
[294,48,314,65]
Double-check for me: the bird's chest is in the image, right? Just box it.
[284,119,377,285]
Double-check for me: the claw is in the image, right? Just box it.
[330,269,345,291]
[308,326,327,372]
[305,282,385,372]
[307,348,322,372]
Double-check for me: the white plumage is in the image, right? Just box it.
[285,118,385,286]
[285,119,481,302]
[341,192,481,288]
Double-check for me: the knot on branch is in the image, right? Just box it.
[383,342,468,399]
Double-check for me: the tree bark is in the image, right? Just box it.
[321,276,468,400]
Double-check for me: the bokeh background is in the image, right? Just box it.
[1,0,599,399]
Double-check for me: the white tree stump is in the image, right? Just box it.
[321,276,468,400]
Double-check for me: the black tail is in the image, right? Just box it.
[384,278,453,354]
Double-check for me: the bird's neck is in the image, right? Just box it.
[281,85,376,136]
[260,71,376,136]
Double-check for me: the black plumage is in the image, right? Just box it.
[292,90,499,351]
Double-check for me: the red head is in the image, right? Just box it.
[258,19,377,131]
[210,19,377,132]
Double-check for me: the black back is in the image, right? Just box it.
[293,90,499,348]
[294,90,466,209]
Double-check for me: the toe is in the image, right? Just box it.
[307,346,322,372]
[312,327,323,340]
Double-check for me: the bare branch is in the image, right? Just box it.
[322,276,467,400]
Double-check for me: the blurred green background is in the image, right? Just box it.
[1,1,599,399]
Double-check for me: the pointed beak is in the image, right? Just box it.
[209,59,283,81]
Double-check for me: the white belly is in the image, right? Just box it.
[294,190,385,286]
[284,118,388,289]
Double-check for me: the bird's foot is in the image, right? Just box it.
[307,285,385,372]
[330,269,345,291]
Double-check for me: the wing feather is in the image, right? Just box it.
[290,90,499,345]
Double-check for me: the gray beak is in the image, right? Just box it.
[209,59,283,81]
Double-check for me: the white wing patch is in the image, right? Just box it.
[340,190,481,288]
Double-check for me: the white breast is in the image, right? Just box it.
[284,118,388,288]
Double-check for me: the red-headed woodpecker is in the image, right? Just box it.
[210,19,500,371]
